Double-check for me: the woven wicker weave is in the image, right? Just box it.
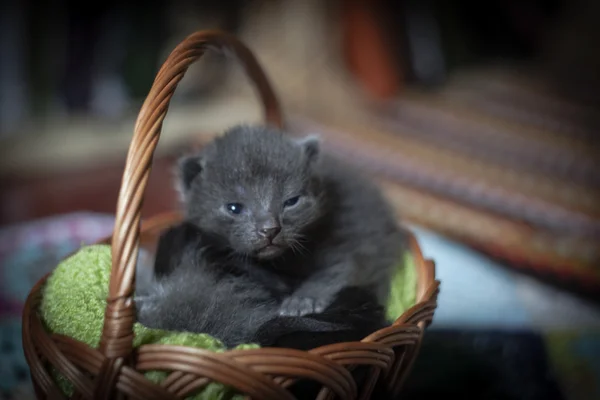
[21,30,439,399]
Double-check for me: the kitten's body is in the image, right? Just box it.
[136,222,386,347]
[177,125,403,315]
[136,125,403,345]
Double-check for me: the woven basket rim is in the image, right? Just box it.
[22,219,438,399]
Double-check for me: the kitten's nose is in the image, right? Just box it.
[259,226,281,240]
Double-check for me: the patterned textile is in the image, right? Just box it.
[0,213,114,400]
[287,67,600,298]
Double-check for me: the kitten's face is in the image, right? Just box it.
[178,127,324,260]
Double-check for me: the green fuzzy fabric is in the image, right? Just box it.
[386,251,418,322]
[40,244,416,399]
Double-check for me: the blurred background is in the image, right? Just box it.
[1,0,599,399]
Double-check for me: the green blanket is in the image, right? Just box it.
[41,244,416,399]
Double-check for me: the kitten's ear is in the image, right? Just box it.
[175,155,203,200]
[296,135,321,165]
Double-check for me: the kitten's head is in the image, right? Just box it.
[176,125,325,260]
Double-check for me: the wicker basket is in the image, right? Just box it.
[22,30,440,400]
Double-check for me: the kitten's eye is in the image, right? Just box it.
[283,196,300,208]
[226,203,244,215]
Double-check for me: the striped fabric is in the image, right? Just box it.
[288,67,600,297]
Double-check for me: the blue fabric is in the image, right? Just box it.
[410,225,600,332]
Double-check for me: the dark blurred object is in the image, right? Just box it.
[0,0,248,136]
[0,1,29,135]
[447,0,563,60]
[367,0,565,90]
[397,329,566,400]
[540,0,600,106]
[402,0,447,87]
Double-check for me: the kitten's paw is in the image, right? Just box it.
[279,296,327,317]
[133,296,156,327]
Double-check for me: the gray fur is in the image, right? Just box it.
[171,125,404,317]
[134,124,404,345]
[135,245,280,346]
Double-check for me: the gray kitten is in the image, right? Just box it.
[169,125,404,317]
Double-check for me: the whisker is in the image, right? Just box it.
[289,241,301,256]
[291,232,309,250]
[290,238,309,257]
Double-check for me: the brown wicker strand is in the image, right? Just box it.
[160,371,207,394]
[53,337,179,400]
[362,324,421,346]
[22,281,59,396]
[358,368,381,400]
[136,346,295,400]
[388,337,425,398]
[227,349,358,399]
[52,336,103,372]
[30,319,94,398]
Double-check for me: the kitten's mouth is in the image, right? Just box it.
[256,244,284,259]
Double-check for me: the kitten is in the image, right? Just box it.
[135,222,386,348]
[173,125,404,317]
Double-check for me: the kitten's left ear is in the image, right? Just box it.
[296,135,321,165]
[175,154,204,201]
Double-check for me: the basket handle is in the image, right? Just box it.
[99,30,283,359]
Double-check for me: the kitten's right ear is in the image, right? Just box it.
[175,155,203,200]
[295,135,321,166]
